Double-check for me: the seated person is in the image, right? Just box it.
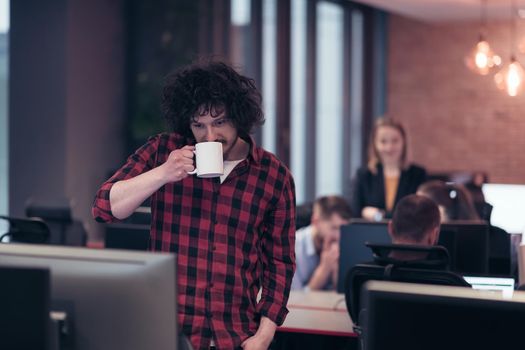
[416,180,479,221]
[387,194,441,261]
[291,196,352,291]
[418,180,511,274]
[464,171,491,220]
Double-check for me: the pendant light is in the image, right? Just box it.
[465,0,501,75]
[494,0,525,96]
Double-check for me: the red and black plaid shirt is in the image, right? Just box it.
[92,133,296,349]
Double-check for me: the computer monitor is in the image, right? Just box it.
[0,244,178,350]
[337,220,391,292]
[0,266,51,350]
[104,223,150,251]
[337,220,489,292]
[482,183,525,234]
[361,281,525,350]
[439,221,489,275]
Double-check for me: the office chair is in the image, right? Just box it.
[0,216,51,244]
[344,243,471,332]
[25,198,87,246]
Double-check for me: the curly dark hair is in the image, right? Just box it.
[161,61,265,140]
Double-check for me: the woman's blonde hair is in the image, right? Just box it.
[367,118,408,173]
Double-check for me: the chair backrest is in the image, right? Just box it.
[344,244,471,326]
[0,216,51,244]
[367,243,451,270]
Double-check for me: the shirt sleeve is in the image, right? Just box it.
[256,171,296,326]
[290,230,308,291]
[91,135,160,223]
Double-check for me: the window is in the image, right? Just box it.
[0,0,9,217]
[348,9,365,196]
[262,0,385,203]
[261,0,277,154]
[315,1,344,197]
[290,0,307,203]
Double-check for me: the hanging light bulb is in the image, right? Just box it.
[465,37,501,75]
[465,0,501,75]
[494,0,524,96]
[494,56,525,96]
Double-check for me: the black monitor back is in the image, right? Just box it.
[439,221,489,275]
[0,266,50,350]
[337,220,489,292]
[337,220,391,292]
[104,223,150,251]
[362,281,525,350]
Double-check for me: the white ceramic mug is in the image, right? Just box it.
[188,142,224,178]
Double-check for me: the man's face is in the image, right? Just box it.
[190,111,239,159]
[316,214,350,250]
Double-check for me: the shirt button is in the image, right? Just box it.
[210,283,214,288]
[212,245,217,251]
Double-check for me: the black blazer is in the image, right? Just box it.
[351,163,427,218]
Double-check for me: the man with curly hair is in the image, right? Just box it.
[92,61,296,350]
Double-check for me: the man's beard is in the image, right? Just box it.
[221,136,239,160]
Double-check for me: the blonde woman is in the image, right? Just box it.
[351,118,426,221]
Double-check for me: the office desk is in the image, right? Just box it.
[279,290,357,338]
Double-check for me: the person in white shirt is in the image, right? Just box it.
[291,196,352,291]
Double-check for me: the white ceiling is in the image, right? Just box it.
[352,0,520,22]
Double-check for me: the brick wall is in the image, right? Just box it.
[388,15,525,183]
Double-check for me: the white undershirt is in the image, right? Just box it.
[220,159,244,183]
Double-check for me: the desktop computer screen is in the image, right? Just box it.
[482,183,525,234]
[361,281,525,350]
[0,244,178,350]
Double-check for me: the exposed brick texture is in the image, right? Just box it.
[388,15,525,183]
